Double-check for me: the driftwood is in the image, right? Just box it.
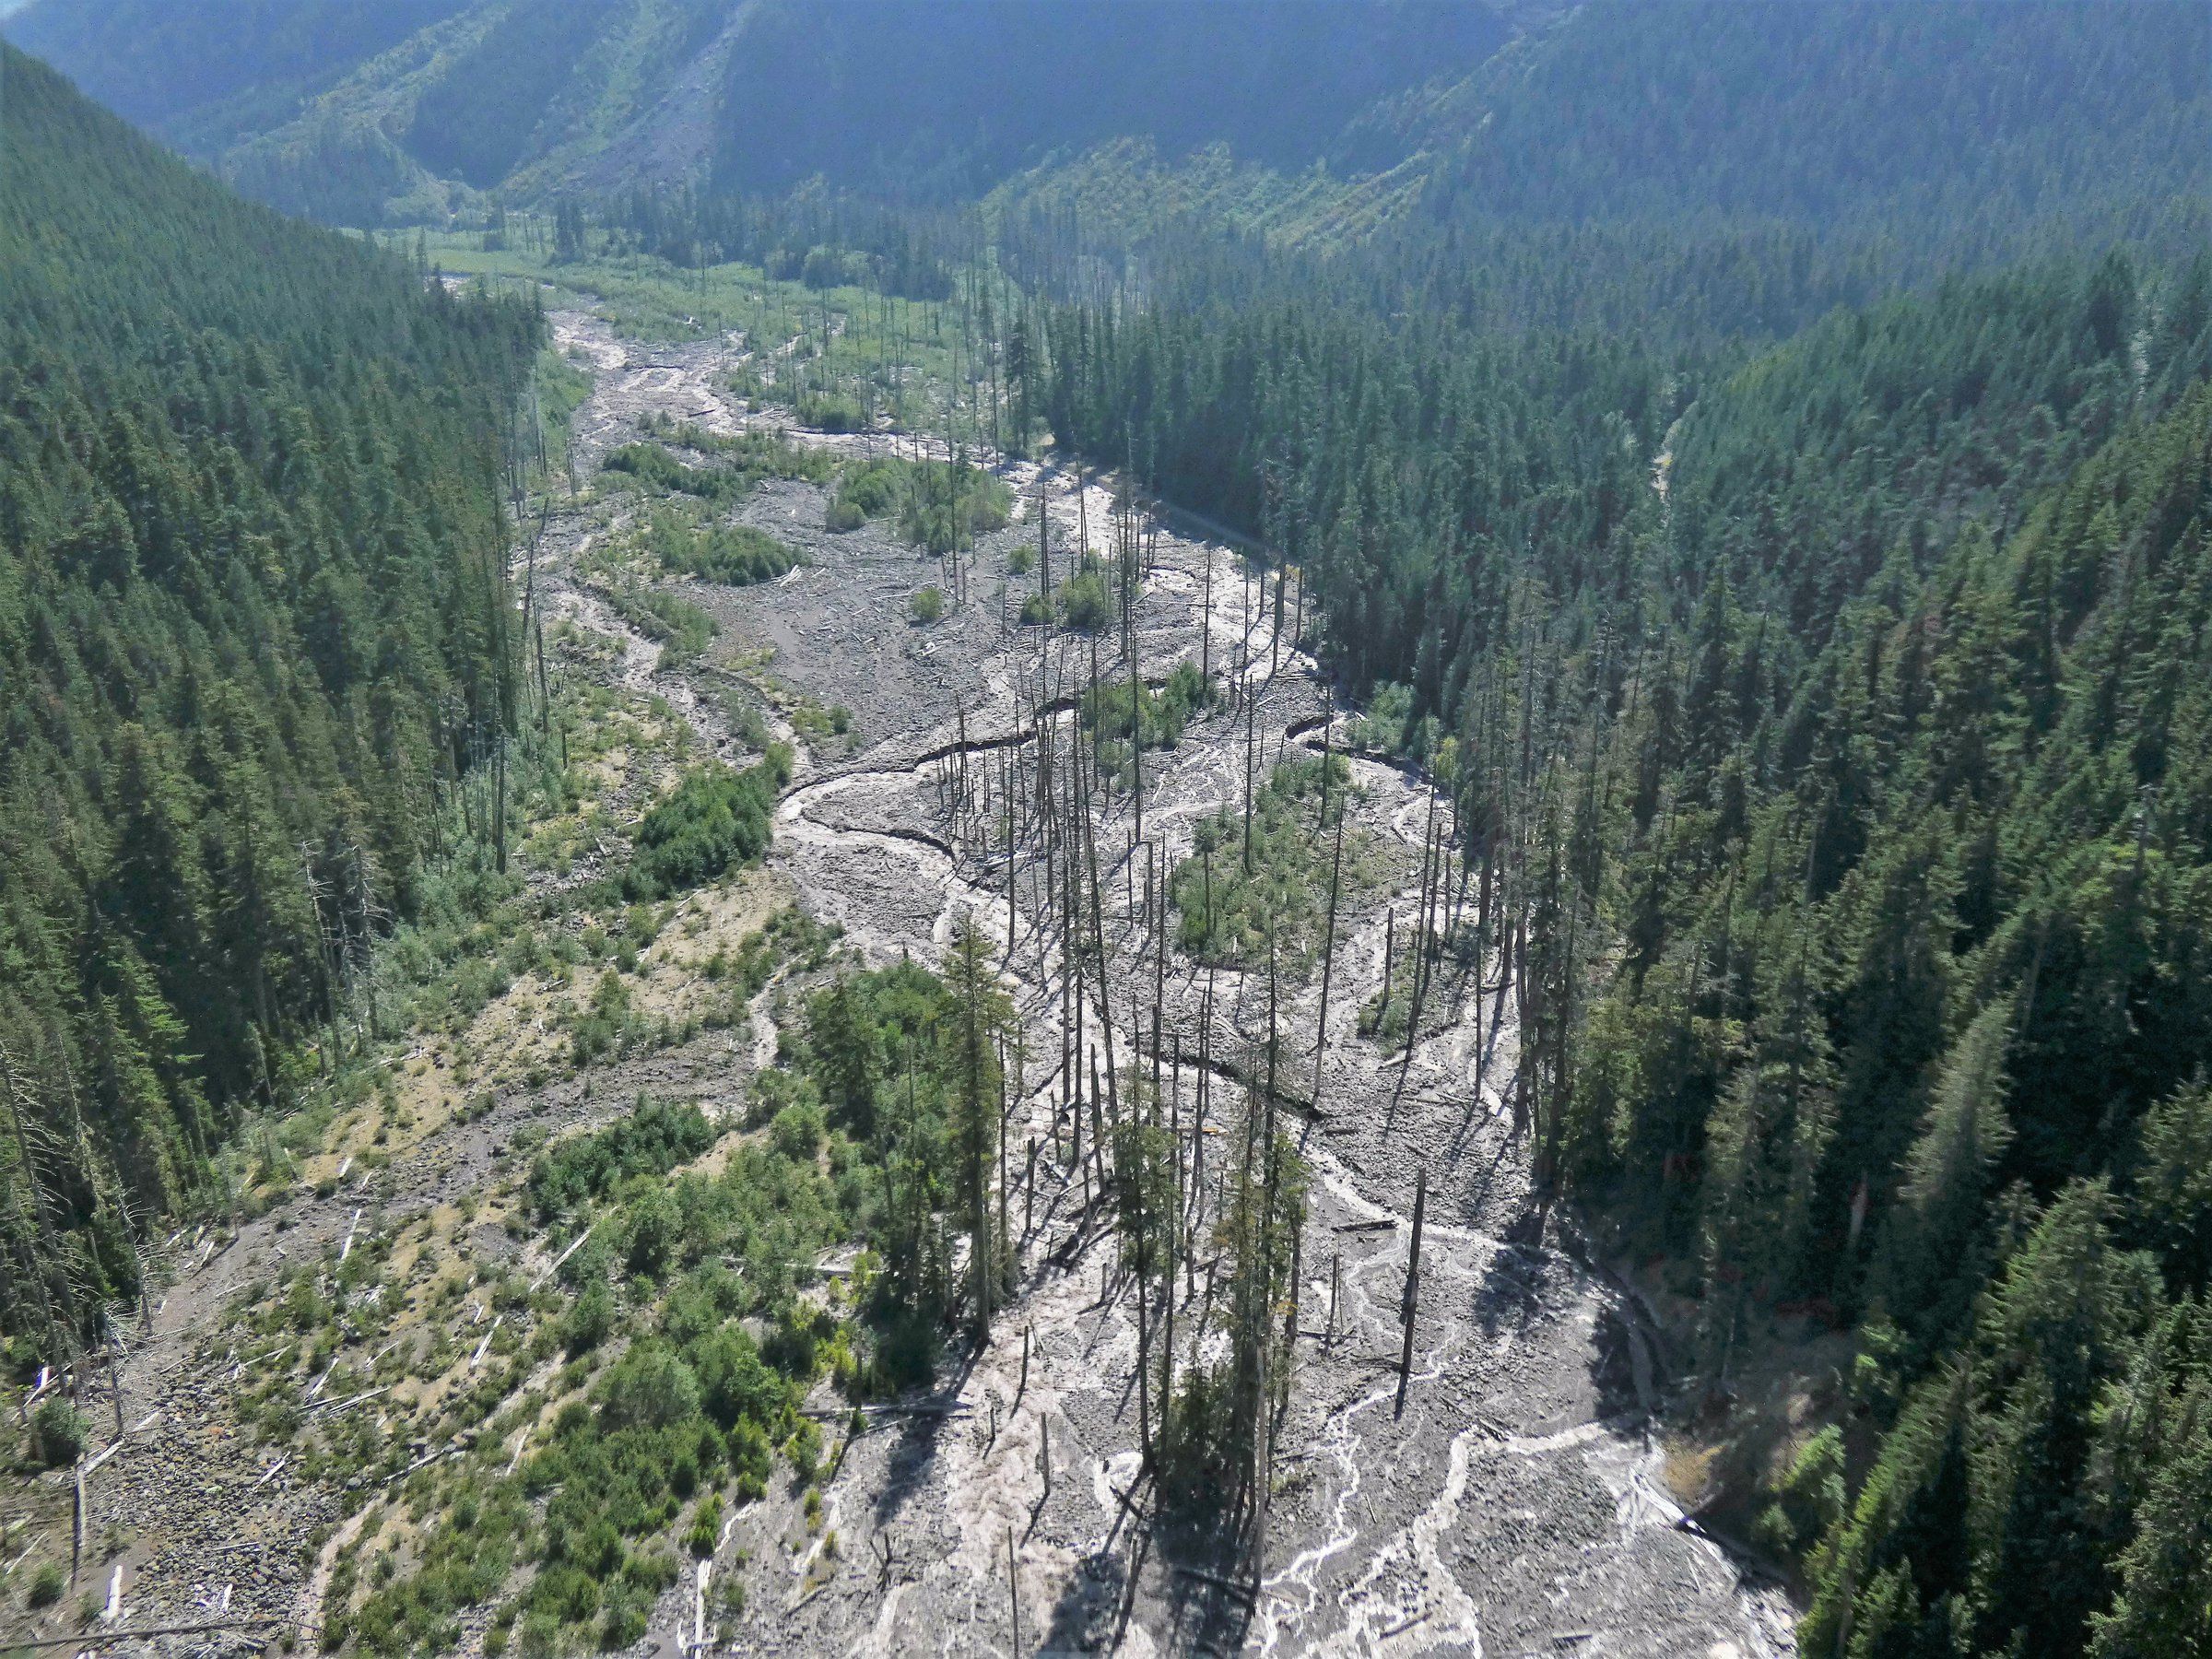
[307,1385,390,1417]
[1172,1565,1258,1603]
[4,1617,282,1650]
[232,1342,293,1380]
[78,1414,156,1478]
[529,1232,589,1290]
[802,1400,970,1420]
[469,1314,504,1371]
[382,1444,459,1485]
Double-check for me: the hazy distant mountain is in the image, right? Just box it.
[4,0,1521,221]
[1413,0,2207,240]
[7,0,2203,257]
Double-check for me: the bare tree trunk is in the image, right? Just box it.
[1394,1166,1428,1419]
[1312,777,1347,1113]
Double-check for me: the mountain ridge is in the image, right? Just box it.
[6,0,1525,223]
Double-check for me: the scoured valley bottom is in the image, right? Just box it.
[35,306,1794,1659]
[540,311,1797,1657]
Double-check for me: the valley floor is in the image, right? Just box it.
[4,300,1796,1659]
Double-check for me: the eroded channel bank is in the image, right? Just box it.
[547,311,1797,1656]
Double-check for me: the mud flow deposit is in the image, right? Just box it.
[39,308,1795,1659]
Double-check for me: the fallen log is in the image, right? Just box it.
[5,1617,283,1649]
[383,1444,459,1484]
[802,1400,971,1420]
[529,1231,590,1290]
[1171,1566,1256,1603]
[307,1385,390,1416]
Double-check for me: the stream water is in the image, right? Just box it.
[541,309,1798,1656]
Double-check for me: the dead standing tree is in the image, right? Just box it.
[1394,1165,1428,1419]
[948,915,1013,1339]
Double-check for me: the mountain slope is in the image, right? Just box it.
[16,0,2202,267]
[999,0,2208,266]
[0,42,536,1338]
[6,0,1520,221]
[1039,218,2212,1659]
[5,0,470,154]
[1414,0,2208,249]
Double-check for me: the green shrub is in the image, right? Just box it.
[687,1492,724,1558]
[561,1281,617,1354]
[796,393,864,432]
[604,431,830,500]
[529,1098,716,1221]
[607,584,716,669]
[830,456,907,521]
[1351,679,1422,758]
[910,586,946,624]
[644,508,799,586]
[784,1418,822,1483]
[1081,658,1212,750]
[596,1344,700,1434]
[599,1600,648,1649]
[871,1307,940,1393]
[516,1610,559,1659]
[826,455,1009,552]
[1751,1424,1846,1559]
[1172,754,1362,973]
[898,461,1010,554]
[1054,560,1112,630]
[623,1186,682,1277]
[26,1560,65,1607]
[567,969,637,1065]
[618,747,793,900]
[770,1101,827,1162]
[29,1400,86,1468]
[602,443,709,495]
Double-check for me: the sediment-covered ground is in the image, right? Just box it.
[549,312,1798,1656]
[9,305,1795,1659]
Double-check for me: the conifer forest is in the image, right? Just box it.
[0,3,2206,1655]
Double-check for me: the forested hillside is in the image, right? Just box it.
[13,0,2204,276]
[0,44,537,1351]
[1414,0,2206,252]
[4,0,1516,224]
[2,4,2207,1653]
[1031,230,2212,1654]
[704,0,1512,197]
[0,0,468,154]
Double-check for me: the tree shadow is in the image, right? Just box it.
[1469,1224,1550,1346]
[866,1345,982,1529]
[1442,1119,1520,1215]
[1040,1543,1129,1653]
[1037,1508,1260,1658]
[1587,1300,1656,1424]
[866,1406,948,1530]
